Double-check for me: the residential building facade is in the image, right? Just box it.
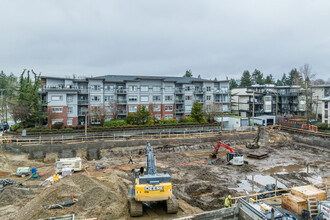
[231,85,307,117]
[40,75,230,126]
[311,84,330,119]
[321,97,330,125]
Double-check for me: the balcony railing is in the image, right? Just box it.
[175,88,185,94]
[175,99,184,103]
[116,89,127,94]
[78,111,87,116]
[175,109,185,113]
[42,85,80,90]
[78,100,89,105]
[194,89,204,94]
[213,89,230,94]
[117,100,127,104]
[79,89,88,94]
[118,110,127,115]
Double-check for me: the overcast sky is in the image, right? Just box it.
[1,0,329,80]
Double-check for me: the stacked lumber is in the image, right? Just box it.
[281,185,326,216]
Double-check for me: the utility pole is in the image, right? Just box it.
[315,96,318,120]
[84,111,88,136]
[276,91,278,125]
[252,91,255,127]
[221,104,224,131]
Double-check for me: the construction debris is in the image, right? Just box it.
[45,198,80,210]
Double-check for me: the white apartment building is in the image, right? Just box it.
[40,75,230,126]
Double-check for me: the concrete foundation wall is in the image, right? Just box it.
[292,134,330,149]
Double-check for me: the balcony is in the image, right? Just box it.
[78,111,87,116]
[196,99,204,104]
[118,110,127,115]
[175,88,185,94]
[194,89,204,94]
[214,89,230,94]
[117,100,127,104]
[42,85,79,91]
[175,99,184,103]
[175,109,185,113]
[79,89,88,94]
[78,100,89,105]
[116,89,127,94]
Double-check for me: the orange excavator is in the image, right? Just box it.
[210,141,244,166]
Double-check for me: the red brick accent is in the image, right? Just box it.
[47,106,68,127]
[126,104,175,119]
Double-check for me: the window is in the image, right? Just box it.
[51,95,63,101]
[223,105,228,112]
[104,85,114,91]
[153,105,161,111]
[206,96,211,100]
[206,87,211,91]
[52,119,63,124]
[265,96,272,101]
[186,86,191,91]
[104,96,113,102]
[165,105,173,111]
[164,86,172,92]
[165,115,173,120]
[67,95,73,103]
[165,95,173,101]
[153,86,161,92]
[52,107,63,113]
[185,105,192,112]
[325,102,328,109]
[68,107,73,114]
[129,105,137,112]
[67,118,73,126]
[129,86,137,92]
[91,85,101,91]
[140,96,149,102]
[265,105,271,111]
[325,110,328,117]
[141,105,149,110]
[91,96,101,102]
[140,86,149,92]
[153,96,161,102]
[155,115,161,120]
[128,96,137,102]
[185,96,192,100]
[91,118,101,124]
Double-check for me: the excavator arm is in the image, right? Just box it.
[213,141,235,154]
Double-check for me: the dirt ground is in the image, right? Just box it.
[0,130,329,220]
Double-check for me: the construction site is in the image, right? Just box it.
[0,126,329,220]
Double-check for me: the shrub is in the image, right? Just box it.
[158,119,178,125]
[104,120,127,127]
[52,122,64,129]
[183,116,196,123]
[125,113,138,125]
[316,122,329,130]
[10,123,21,131]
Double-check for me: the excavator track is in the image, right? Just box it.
[129,198,143,217]
[166,195,178,214]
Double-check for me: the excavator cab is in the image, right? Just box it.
[129,142,178,217]
[211,141,244,166]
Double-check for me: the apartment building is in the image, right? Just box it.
[231,84,307,117]
[321,97,330,125]
[40,75,230,126]
[311,84,330,118]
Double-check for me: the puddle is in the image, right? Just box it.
[247,175,287,189]
[263,164,320,175]
[229,179,261,192]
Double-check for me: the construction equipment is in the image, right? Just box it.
[246,126,261,149]
[56,157,82,173]
[210,141,244,166]
[129,142,178,217]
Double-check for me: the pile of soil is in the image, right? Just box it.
[15,172,129,220]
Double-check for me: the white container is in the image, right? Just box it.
[56,157,82,173]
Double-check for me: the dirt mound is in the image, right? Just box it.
[15,173,129,220]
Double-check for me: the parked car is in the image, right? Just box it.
[0,122,9,130]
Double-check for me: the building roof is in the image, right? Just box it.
[311,84,330,88]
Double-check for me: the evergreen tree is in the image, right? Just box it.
[229,79,238,89]
[240,70,252,87]
[276,79,283,86]
[288,68,302,85]
[264,74,275,84]
[183,69,193,77]
[136,105,150,124]
[252,69,264,85]
[281,73,288,85]
[191,101,206,123]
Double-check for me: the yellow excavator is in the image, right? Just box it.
[128,142,178,217]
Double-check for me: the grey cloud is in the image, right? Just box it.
[0,0,329,80]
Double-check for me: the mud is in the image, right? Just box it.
[0,130,329,219]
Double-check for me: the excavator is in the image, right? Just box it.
[210,141,244,165]
[246,126,261,149]
[128,142,178,217]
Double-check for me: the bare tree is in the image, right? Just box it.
[204,103,221,123]
[9,102,29,129]
[47,107,56,128]
[108,99,120,120]
[89,105,108,126]
[300,64,315,125]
